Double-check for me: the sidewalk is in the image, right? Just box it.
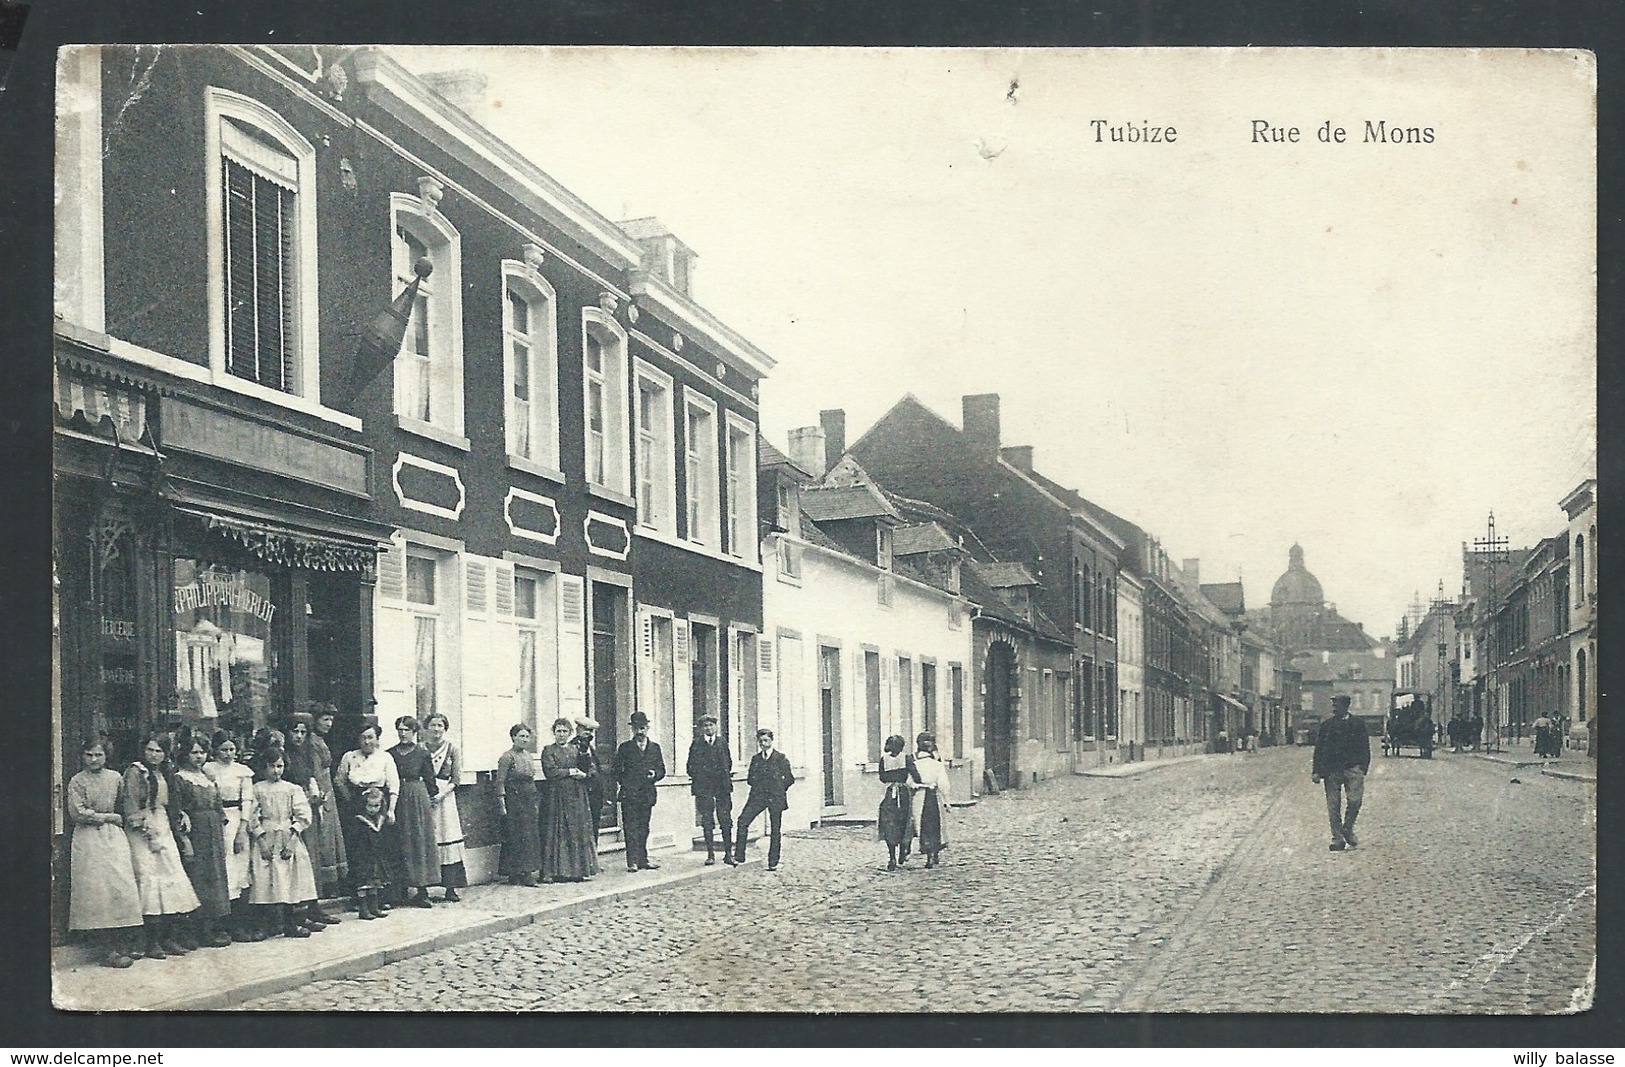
[1076,749,1238,778]
[1469,739,1597,783]
[53,851,744,1011]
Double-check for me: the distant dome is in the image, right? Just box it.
[1270,543,1325,607]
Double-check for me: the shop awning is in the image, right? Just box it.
[166,479,394,574]
[1213,692,1249,712]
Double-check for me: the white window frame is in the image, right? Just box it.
[403,549,449,725]
[682,389,721,549]
[203,86,320,405]
[390,193,465,441]
[633,359,677,535]
[501,261,560,476]
[581,308,630,496]
[723,411,759,563]
[512,566,560,738]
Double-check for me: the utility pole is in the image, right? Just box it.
[1468,511,1510,753]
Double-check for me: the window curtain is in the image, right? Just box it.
[413,615,437,719]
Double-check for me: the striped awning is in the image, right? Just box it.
[55,365,148,443]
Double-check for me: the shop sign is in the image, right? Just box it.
[101,666,137,686]
[100,617,137,639]
[173,575,277,623]
[163,398,369,496]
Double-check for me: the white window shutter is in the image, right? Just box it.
[374,599,410,724]
[675,619,689,664]
[558,574,587,722]
[759,640,773,673]
[377,537,406,601]
[673,617,692,739]
[494,562,514,616]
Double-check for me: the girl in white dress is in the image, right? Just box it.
[121,735,200,959]
[248,747,320,939]
[203,730,259,940]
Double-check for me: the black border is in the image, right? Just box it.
[3,0,1619,1049]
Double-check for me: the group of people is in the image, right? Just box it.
[1445,713,1486,753]
[876,732,953,870]
[66,703,471,968]
[69,705,956,969]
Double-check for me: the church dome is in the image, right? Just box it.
[1270,543,1325,607]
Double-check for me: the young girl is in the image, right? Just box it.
[493,724,542,887]
[423,712,467,902]
[66,738,143,967]
[347,787,392,920]
[285,712,341,928]
[172,735,233,947]
[121,735,201,959]
[334,723,399,912]
[876,734,919,871]
[203,730,259,940]
[248,746,319,938]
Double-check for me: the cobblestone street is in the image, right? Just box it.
[245,748,1595,1013]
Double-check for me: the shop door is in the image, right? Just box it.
[818,645,841,807]
[984,643,1015,790]
[591,585,629,831]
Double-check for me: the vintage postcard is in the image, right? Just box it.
[51,46,1595,1013]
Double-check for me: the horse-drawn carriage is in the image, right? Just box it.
[1383,690,1435,758]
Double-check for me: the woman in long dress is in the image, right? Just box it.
[876,734,919,871]
[203,730,257,938]
[334,723,400,911]
[388,715,440,907]
[423,712,467,902]
[66,738,143,967]
[540,718,598,882]
[171,733,233,947]
[283,712,341,927]
[494,724,541,886]
[908,732,952,869]
[308,705,349,914]
[121,735,200,959]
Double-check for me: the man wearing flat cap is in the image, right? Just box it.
[1312,693,1371,851]
[686,714,736,866]
[613,711,666,872]
[734,728,795,871]
[571,715,605,846]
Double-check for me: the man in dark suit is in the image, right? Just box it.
[613,711,666,872]
[685,714,735,866]
[733,727,794,871]
[1312,694,1371,851]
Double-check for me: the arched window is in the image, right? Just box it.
[204,87,319,401]
[1589,524,1597,597]
[390,193,464,439]
[581,307,629,495]
[1575,534,1586,598]
[501,261,559,472]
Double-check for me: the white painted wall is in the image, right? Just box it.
[762,532,974,829]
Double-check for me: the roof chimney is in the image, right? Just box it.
[788,426,827,478]
[820,409,846,473]
[1000,445,1033,471]
[962,394,1001,461]
[1184,558,1200,583]
[421,70,490,116]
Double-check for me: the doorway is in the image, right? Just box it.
[984,642,1016,790]
[818,645,842,806]
[590,582,630,831]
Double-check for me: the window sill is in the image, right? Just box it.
[587,482,635,509]
[105,336,364,433]
[394,414,471,452]
[776,571,803,587]
[507,453,566,485]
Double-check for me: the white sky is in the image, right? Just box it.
[395,47,1596,637]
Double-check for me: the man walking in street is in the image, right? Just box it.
[686,714,736,866]
[613,712,666,872]
[1312,693,1371,852]
[734,728,795,871]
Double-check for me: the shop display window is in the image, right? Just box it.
[172,558,278,739]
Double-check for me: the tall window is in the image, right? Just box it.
[864,650,883,762]
[581,310,630,494]
[683,392,720,547]
[206,89,318,401]
[921,662,938,736]
[949,663,965,759]
[513,569,558,735]
[897,657,914,743]
[405,554,440,721]
[876,525,893,570]
[725,414,758,562]
[731,631,759,757]
[633,362,676,534]
[391,196,463,435]
[503,265,559,470]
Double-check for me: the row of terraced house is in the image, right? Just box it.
[52,46,1302,906]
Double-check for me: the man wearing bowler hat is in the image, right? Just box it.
[734,728,795,871]
[1312,693,1371,851]
[686,714,736,866]
[613,711,666,872]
